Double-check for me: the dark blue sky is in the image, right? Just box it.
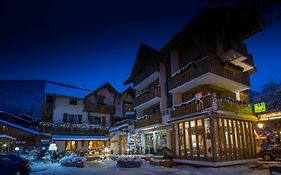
[0,0,280,92]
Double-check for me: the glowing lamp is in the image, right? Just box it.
[257,123,264,129]
[49,143,57,151]
[15,147,19,151]
[3,143,7,147]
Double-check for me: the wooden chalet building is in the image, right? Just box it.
[0,111,40,153]
[40,82,134,154]
[125,7,264,166]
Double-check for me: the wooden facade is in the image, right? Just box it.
[84,103,116,114]
[134,113,162,129]
[168,56,250,91]
[171,115,256,162]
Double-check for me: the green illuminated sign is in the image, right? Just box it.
[253,102,267,113]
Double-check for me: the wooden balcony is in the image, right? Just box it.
[39,122,109,136]
[168,57,250,93]
[85,104,115,114]
[133,86,161,109]
[134,113,162,129]
[170,95,253,118]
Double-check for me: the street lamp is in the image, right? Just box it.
[49,143,57,164]
[257,122,264,129]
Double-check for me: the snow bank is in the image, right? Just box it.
[59,152,87,164]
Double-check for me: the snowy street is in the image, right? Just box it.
[29,159,280,175]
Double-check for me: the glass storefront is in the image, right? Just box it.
[174,116,256,162]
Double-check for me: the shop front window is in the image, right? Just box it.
[190,121,197,158]
[185,122,191,158]
[88,141,105,155]
[205,118,212,159]
[65,141,76,150]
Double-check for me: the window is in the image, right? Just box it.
[69,98,77,105]
[194,91,203,99]
[46,95,54,103]
[68,114,78,124]
[94,116,101,125]
[123,103,133,113]
[65,141,76,150]
[95,96,104,104]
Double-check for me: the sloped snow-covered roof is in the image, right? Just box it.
[0,134,16,140]
[109,123,128,132]
[45,82,91,99]
[52,135,109,141]
[0,119,40,135]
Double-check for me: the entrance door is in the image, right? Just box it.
[145,134,154,154]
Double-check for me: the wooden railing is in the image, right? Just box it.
[170,96,253,118]
[134,113,162,129]
[39,122,109,136]
[84,104,115,114]
[133,86,161,108]
[168,57,250,91]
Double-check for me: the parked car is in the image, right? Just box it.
[258,144,281,161]
[0,154,30,175]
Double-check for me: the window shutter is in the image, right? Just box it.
[88,115,93,124]
[78,115,82,124]
[102,117,106,126]
[63,113,67,123]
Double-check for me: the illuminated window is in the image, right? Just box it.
[65,141,76,150]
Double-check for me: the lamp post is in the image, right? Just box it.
[49,143,57,164]
[15,147,19,155]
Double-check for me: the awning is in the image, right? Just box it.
[52,135,109,141]
[0,134,16,141]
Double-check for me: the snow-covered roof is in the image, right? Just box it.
[52,135,109,141]
[0,111,33,123]
[45,82,91,99]
[109,123,128,132]
[0,134,16,140]
[0,119,40,135]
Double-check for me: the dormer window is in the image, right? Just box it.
[69,98,78,105]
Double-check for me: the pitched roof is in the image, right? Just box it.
[84,82,120,99]
[124,44,160,85]
[45,81,91,99]
[160,7,264,55]
[0,119,39,135]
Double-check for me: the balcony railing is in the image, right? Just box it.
[168,57,250,91]
[133,86,161,108]
[134,113,162,129]
[39,122,109,136]
[170,95,253,118]
[84,104,115,114]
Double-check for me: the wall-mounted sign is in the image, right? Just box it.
[253,102,267,114]
[259,111,281,121]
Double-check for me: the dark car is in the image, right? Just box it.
[258,144,281,161]
[0,154,30,175]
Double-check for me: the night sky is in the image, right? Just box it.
[0,0,280,92]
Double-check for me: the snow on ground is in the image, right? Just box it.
[30,159,279,175]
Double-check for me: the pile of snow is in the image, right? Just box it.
[117,155,141,162]
[59,152,87,164]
